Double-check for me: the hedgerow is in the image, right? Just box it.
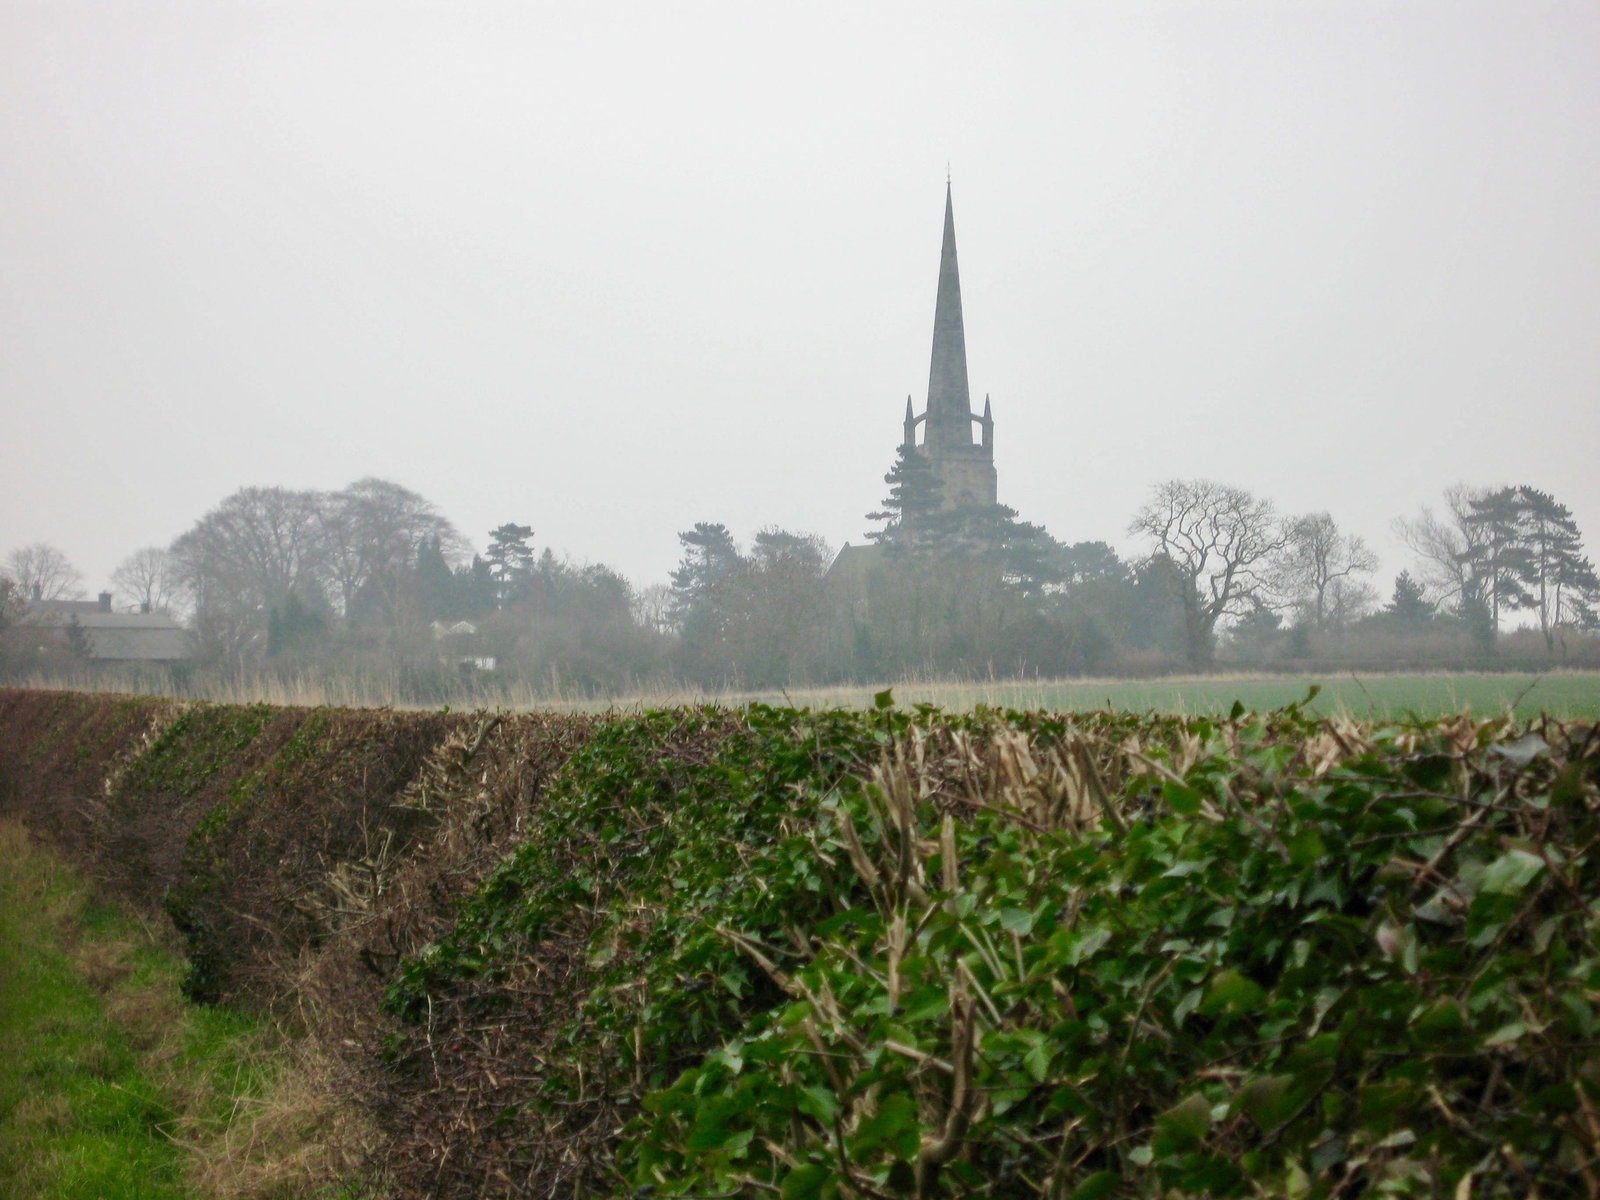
[386,694,1600,1198]
[4,687,1599,1198]
[629,700,1600,1198]
[379,703,907,1195]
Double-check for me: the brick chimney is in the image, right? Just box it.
[98,592,112,612]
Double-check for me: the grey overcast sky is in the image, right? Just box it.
[3,0,1597,597]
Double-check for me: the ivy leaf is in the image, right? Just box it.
[1481,849,1545,896]
[873,688,895,710]
[685,1096,749,1152]
[1163,779,1203,817]
[1154,1092,1212,1149]
[1023,1035,1052,1083]
[1492,733,1549,766]
[1232,1074,1295,1132]
[1483,1020,1529,1048]
[795,1084,839,1125]
[1200,970,1265,1016]
[886,1160,917,1192]
[779,1163,833,1200]
[1069,1171,1120,1200]
[1402,754,1454,791]
[1410,998,1467,1043]
[852,1093,918,1160]
[1000,907,1035,936]
[1287,828,1325,867]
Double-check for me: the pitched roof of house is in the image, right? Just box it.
[20,605,189,661]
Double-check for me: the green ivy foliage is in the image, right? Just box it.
[634,708,1600,1197]
[117,703,274,801]
[385,704,903,1075]
[384,697,1600,1198]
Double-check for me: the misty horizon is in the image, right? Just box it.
[3,1,1597,606]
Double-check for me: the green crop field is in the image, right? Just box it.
[16,667,1600,721]
[671,670,1600,721]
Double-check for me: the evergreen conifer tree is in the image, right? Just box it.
[866,446,1059,593]
[415,534,455,619]
[866,446,951,553]
[1461,487,1535,636]
[453,556,497,619]
[485,523,535,609]
[64,614,93,661]
[668,523,739,631]
[1385,571,1435,625]
[1514,487,1600,649]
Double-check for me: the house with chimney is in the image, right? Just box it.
[19,590,189,664]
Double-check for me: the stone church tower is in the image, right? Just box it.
[900,183,997,509]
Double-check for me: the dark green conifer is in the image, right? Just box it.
[485,523,535,609]
[669,523,738,632]
[415,534,455,619]
[1385,571,1435,625]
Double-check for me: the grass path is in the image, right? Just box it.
[0,820,362,1200]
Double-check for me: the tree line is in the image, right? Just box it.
[2,469,1596,695]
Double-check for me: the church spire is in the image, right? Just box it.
[888,181,995,513]
[924,181,973,451]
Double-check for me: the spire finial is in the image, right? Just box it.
[946,162,951,187]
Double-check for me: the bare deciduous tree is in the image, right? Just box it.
[1394,485,1490,611]
[0,576,24,641]
[1129,479,1289,667]
[3,543,84,602]
[720,529,835,686]
[1324,575,1379,631]
[170,487,330,658]
[630,582,676,636]
[1279,512,1378,630]
[319,478,467,619]
[111,546,175,613]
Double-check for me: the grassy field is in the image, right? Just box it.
[642,670,1600,721]
[0,820,366,1200]
[11,668,1600,720]
[841,670,1600,719]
